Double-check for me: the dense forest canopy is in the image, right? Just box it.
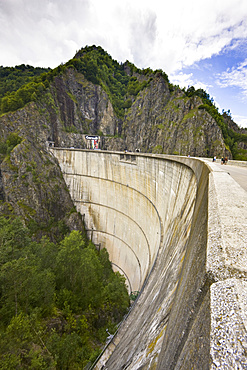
[0,216,129,368]
[0,64,50,99]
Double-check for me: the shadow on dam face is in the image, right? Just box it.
[51,149,247,370]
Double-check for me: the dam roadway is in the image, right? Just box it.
[51,149,247,369]
[215,163,247,192]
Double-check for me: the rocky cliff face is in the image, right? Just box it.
[0,60,238,236]
[222,112,247,155]
[0,68,118,239]
[29,67,228,158]
[40,68,118,151]
[0,105,84,241]
[122,76,226,157]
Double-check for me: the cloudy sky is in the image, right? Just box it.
[1,0,247,128]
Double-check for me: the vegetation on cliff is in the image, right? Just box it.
[184,86,247,159]
[0,45,246,159]
[0,64,50,99]
[0,46,155,120]
[0,132,23,159]
[0,65,50,114]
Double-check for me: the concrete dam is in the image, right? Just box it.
[52,149,247,369]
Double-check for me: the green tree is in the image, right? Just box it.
[0,217,30,265]
[79,244,104,309]
[0,313,55,369]
[103,272,130,321]
[0,257,55,322]
[0,216,130,368]
[56,232,104,311]
[56,230,85,291]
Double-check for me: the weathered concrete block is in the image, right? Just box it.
[211,279,247,369]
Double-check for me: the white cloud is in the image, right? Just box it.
[232,114,247,129]
[216,59,247,98]
[0,0,247,128]
[141,0,247,73]
[169,72,194,89]
[170,71,213,94]
[1,0,247,71]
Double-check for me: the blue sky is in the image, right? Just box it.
[0,0,247,127]
[171,39,247,127]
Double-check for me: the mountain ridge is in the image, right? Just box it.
[0,45,246,160]
[0,45,246,232]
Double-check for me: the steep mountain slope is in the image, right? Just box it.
[0,116,84,241]
[122,76,226,156]
[0,45,246,237]
[0,54,135,368]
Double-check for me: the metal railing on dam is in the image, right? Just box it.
[51,149,247,369]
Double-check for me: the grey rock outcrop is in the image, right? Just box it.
[0,63,236,237]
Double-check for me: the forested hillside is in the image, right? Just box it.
[1,46,246,159]
[0,65,50,112]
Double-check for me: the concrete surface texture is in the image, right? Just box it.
[52,149,247,369]
[204,158,247,192]
[215,164,247,192]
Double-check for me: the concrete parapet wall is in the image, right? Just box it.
[51,149,247,369]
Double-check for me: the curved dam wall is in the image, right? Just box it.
[52,149,247,369]
[51,150,197,294]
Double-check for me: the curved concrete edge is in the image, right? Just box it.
[89,230,143,293]
[164,156,247,280]
[157,157,247,369]
[63,172,161,291]
[92,153,206,369]
[160,155,247,281]
[155,156,210,369]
